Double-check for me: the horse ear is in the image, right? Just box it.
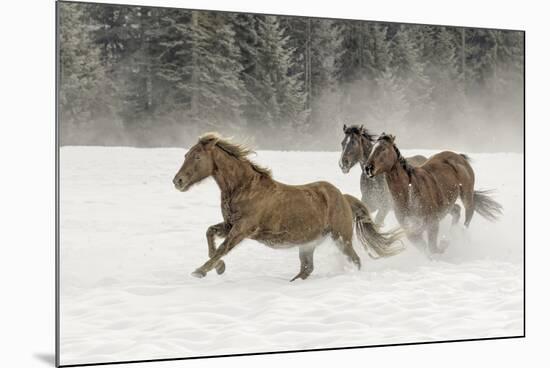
[389,134,396,143]
[343,124,347,132]
[360,124,364,131]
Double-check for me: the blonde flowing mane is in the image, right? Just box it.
[199,132,272,177]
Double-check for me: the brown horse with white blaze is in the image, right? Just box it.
[364,133,502,255]
[339,124,427,225]
[173,133,404,281]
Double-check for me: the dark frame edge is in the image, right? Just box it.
[55,1,61,367]
[59,335,525,368]
[522,29,526,338]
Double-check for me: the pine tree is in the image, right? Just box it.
[58,3,114,133]
[155,11,248,131]
[188,12,247,128]
[364,23,393,79]
[310,19,341,97]
[232,13,264,131]
[155,8,194,114]
[306,19,344,148]
[115,6,165,125]
[334,21,362,85]
[253,15,307,146]
[58,2,524,151]
[424,26,464,123]
[389,25,433,125]
[372,70,409,128]
[86,4,140,65]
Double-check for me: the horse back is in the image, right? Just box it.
[420,151,475,188]
[247,180,351,245]
[407,154,428,166]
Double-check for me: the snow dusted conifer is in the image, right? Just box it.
[389,25,434,124]
[191,12,247,127]
[232,13,265,132]
[59,3,114,131]
[424,26,465,126]
[254,15,307,145]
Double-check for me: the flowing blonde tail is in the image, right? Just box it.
[344,194,405,259]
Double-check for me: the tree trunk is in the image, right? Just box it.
[491,30,499,93]
[305,18,312,115]
[358,21,364,71]
[190,11,199,118]
[461,28,466,84]
[143,8,153,111]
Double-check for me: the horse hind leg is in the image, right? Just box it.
[460,189,475,228]
[427,223,448,254]
[333,233,361,271]
[290,245,316,282]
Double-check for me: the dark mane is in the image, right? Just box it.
[199,132,272,177]
[377,134,414,178]
[344,125,376,143]
[395,146,414,178]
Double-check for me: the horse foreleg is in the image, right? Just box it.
[290,246,316,282]
[427,223,448,254]
[407,232,431,259]
[450,204,461,226]
[206,222,231,275]
[373,201,390,227]
[192,224,250,278]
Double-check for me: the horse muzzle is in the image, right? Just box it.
[173,176,191,192]
[364,164,375,178]
[339,159,351,174]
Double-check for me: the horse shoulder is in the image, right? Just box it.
[421,151,458,171]
[407,154,428,167]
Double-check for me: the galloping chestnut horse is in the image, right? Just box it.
[173,133,404,281]
[364,133,502,255]
[339,124,427,225]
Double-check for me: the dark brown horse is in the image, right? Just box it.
[364,133,502,255]
[339,124,427,225]
[173,133,404,281]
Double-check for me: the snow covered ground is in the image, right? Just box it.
[59,147,524,366]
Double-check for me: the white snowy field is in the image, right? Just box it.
[59,146,524,366]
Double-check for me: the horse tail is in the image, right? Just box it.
[473,189,503,222]
[343,194,405,259]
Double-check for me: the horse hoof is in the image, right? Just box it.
[191,270,206,278]
[439,239,450,252]
[215,261,226,275]
[290,272,310,282]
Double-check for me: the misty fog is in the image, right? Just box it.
[58,2,524,153]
